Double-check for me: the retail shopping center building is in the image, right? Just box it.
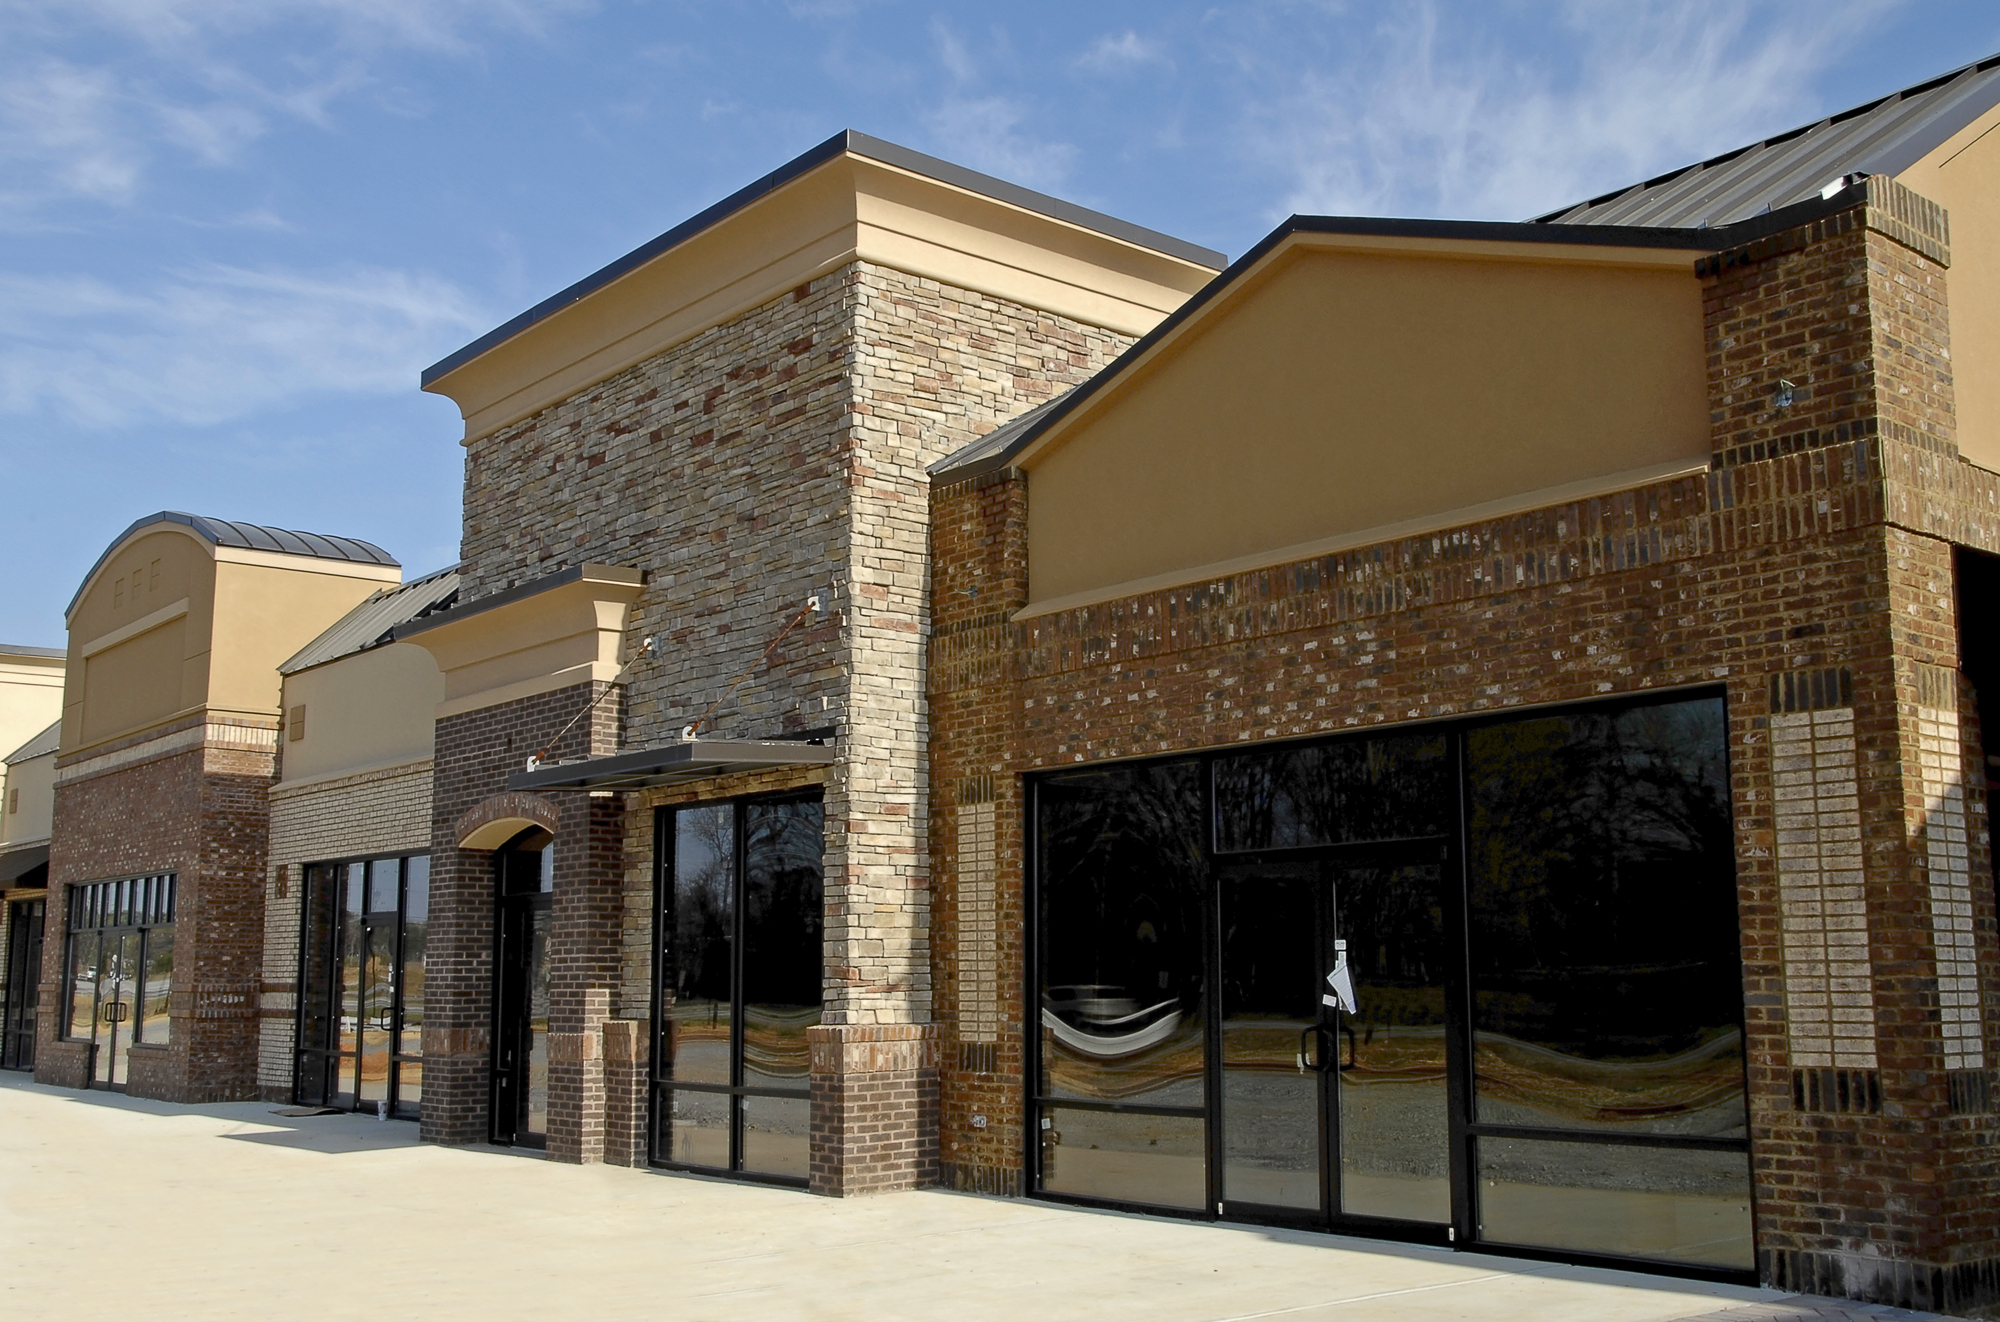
[7,52,2000,1316]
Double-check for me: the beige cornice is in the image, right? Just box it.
[423,153,1219,446]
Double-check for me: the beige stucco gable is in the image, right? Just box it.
[1015,232,1710,613]
[62,520,400,758]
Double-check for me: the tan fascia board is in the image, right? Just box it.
[211,544,402,583]
[399,565,644,717]
[79,597,190,658]
[1014,455,1711,621]
[1006,228,1710,475]
[425,154,1222,446]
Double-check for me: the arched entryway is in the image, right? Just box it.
[490,825,553,1147]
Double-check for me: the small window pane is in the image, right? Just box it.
[368,859,400,915]
[1215,733,1449,852]
[68,932,99,1040]
[657,1088,730,1169]
[1038,1105,1207,1210]
[1476,1136,1752,1269]
[742,799,823,1091]
[139,927,173,1046]
[741,1093,809,1179]
[401,857,427,1059]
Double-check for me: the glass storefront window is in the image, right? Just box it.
[1475,1137,1753,1269]
[1215,733,1449,852]
[294,854,428,1117]
[63,874,175,1091]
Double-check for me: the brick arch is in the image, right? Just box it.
[455,792,560,850]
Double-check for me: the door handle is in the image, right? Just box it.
[1298,1024,1341,1074]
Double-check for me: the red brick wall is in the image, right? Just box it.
[38,731,273,1103]
[926,184,2000,1311]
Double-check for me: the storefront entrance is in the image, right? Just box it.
[491,829,553,1147]
[3,898,45,1070]
[1032,692,1753,1275]
[295,855,428,1116]
[62,875,174,1091]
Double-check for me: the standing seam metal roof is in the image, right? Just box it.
[1536,52,2000,228]
[68,511,400,617]
[279,565,461,675]
[4,719,59,765]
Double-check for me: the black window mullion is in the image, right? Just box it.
[1446,729,1478,1250]
[730,800,747,1172]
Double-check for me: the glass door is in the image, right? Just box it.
[296,856,427,1117]
[63,876,174,1092]
[652,794,824,1184]
[1217,855,1452,1232]
[2,899,43,1070]
[492,831,552,1146]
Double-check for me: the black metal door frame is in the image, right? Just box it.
[2,898,43,1070]
[490,868,549,1148]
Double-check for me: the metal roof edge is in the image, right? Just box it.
[420,131,1227,389]
[390,562,643,644]
[0,643,64,659]
[929,189,1880,483]
[507,737,836,793]
[65,511,400,620]
[1531,50,2000,223]
[4,718,60,764]
[277,563,463,676]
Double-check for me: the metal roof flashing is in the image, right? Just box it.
[279,565,462,676]
[421,130,1226,390]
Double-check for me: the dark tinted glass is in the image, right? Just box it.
[1039,1104,1206,1210]
[665,805,734,1085]
[1037,761,1206,1109]
[742,799,824,1091]
[1216,733,1449,852]
[401,856,428,1060]
[299,865,338,1054]
[1465,697,1746,1137]
[1476,1136,1752,1269]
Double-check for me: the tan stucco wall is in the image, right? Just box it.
[63,523,399,757]
[1900,101,2000,473]
[1020,240,1709,609]
[2,748,54,847]
[279,642,442,786]
[425,153,1218,444]
[0,650,63,773]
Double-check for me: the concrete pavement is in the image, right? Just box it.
[0,1073,1967,1321]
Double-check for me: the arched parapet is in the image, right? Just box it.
[456,791,559,849]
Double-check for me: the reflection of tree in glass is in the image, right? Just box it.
[1039,762,1208,1103]
[1217,734,1448,851]
[1466,697,1739,1066]
[669,806,734,1011]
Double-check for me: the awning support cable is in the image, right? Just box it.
[682,595,822,740]
[524,635,654,773]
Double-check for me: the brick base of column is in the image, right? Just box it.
[545,1031,605,1165]
[807,1023,939,1197]
[602,1019,649,1168]
[417,1041,490,1145]
[1764,1247,2000,1316]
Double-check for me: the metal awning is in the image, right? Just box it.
[507,739,835,793]
[0,843,50,886]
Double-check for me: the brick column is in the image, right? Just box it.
[601,1018,649,1167]
[807,1023,939,1196]
[1704,179,2000,1312]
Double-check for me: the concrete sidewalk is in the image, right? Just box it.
[0,1073,1965,1322]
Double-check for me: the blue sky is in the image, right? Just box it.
[3,0,1998,645]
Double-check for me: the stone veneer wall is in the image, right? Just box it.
[257,757,433,1099]
[444,259,1130,1187]
[928,182,2000,1311]
[37,716,279,1103]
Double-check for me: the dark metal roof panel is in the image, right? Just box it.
[5,719,59,764]
[508,738,836,793]
[927,393,1076,477]
[1538,54,2000,228]
[67,511,400,618]
[279,566,461,676]
[0,644,62,658]
[422,130,1227,388]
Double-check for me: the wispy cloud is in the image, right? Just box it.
[0,264,489,428]
[1076,30,1171,76]
[1250,0,1903,222]
[922,17,1074,190]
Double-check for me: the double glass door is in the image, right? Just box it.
[296,855,427,1116]
[492,831,552,1146]
[3,899,44,1070]
[63,875,174,1091]
[1218,854,1452,1229]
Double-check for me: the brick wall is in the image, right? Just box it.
[926,184,2000,1310]
[38,720,278,1103]
[257,757,433,1098]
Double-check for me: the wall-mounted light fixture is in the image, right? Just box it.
[1774,379,1796,412]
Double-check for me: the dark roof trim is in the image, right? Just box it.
[508,738,836,793]
[0,644,63,658]
[1534,50,2000,223]
[421,131,1227,388]
[390,562,643,643]
[67,511,399,618]
[931,186,1876,484]
[0,843,50,886]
